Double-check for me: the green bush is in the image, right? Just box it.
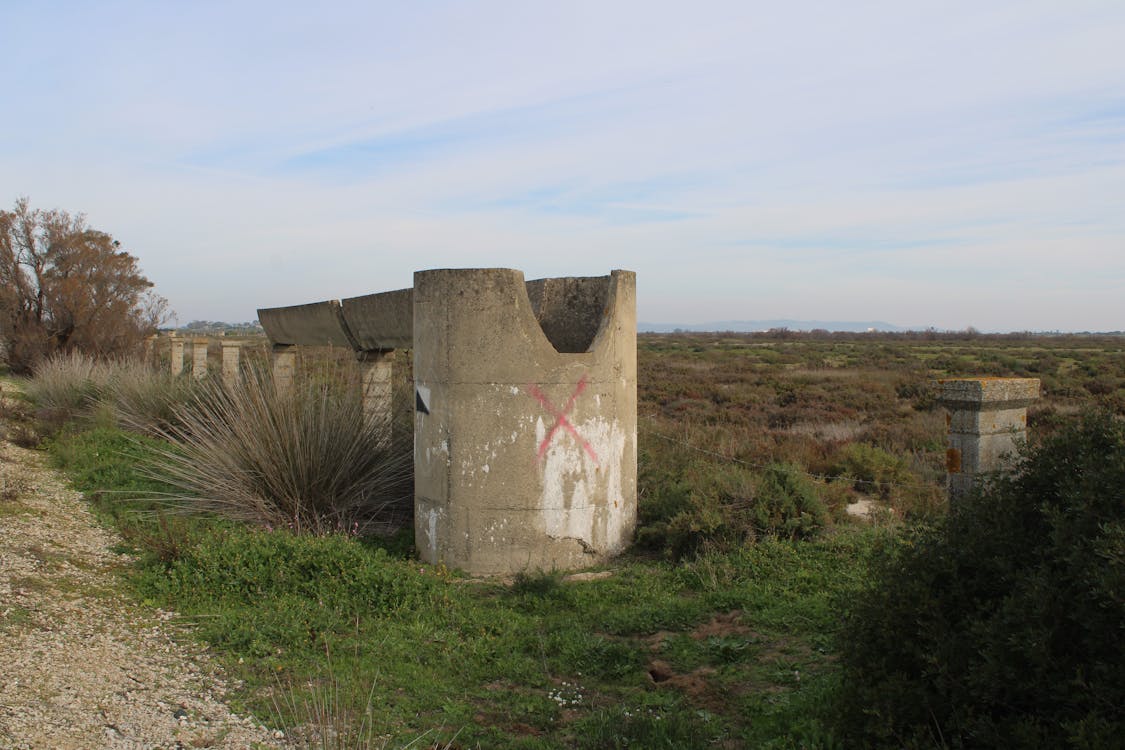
[835,412,1125,748]
[748,462,828,540]
[637,461,828,557]
[831,442,911,499]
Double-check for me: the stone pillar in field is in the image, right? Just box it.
[414,268,637,575]
[192,338,209,379]
[258,299,361,396]
[357,349,395,430]
[170,336,185,376]
[938,378,1040,503]
[221,340,242,388]
[271,345,297,394]
[340,288,414,452]
[144,334,158,365]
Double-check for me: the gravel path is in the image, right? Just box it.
[0,389,287,749]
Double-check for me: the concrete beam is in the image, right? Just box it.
[257,300,357,349]
[341,289,413,351]
[938,377,1040,504]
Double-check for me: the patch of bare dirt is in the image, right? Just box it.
[689,611,754,641]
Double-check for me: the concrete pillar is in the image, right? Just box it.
[221,341,242,388]
[143,334,158,365]
[272,345,297,394]
[192,338,209,380]
[170,337,185,376]
[938,378,1040,503]
[357,349,395,430]
[413,268,637,575]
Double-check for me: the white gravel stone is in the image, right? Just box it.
[0,383,290,749]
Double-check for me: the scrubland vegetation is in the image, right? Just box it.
[2,330,1123,748]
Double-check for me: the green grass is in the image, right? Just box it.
[43,424,875,748]
[28,332,1123,747]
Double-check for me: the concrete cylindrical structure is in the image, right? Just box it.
[221,341,242,388]
[413,268,637,575]
[938,377,1040,503]
[170,337,185,376]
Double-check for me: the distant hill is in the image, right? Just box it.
[175,320,264,336]
[639,320,909,333]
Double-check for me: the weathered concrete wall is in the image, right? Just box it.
[938,377,1040,503]
[258,300,356,348]
[414,268,637,575]
[170,337,185,376]
[341,289,413,350]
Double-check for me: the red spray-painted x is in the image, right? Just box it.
[527,375,599,465]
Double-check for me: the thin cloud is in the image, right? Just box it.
[2,1,1123,330]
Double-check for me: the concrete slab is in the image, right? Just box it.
[340,289,413,351]
[258,300,356,349]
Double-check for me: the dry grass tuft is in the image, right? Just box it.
[102,358,199,436]
[145,364,412,535]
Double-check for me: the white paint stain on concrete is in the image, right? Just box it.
[537,414,630,554]
[424,507,444,561]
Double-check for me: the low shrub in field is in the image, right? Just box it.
[835,412,1125,748]
[748,462,829,540]
[637,455,828,556]
[830,442,911,499]
[145,365,412,535]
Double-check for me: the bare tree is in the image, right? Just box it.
[0,197,168,372]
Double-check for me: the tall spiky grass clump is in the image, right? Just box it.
[26,351,112,421]
[102,357,198,436]
[147,365,412,535]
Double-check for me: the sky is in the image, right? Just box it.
[2,1,1124,332]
